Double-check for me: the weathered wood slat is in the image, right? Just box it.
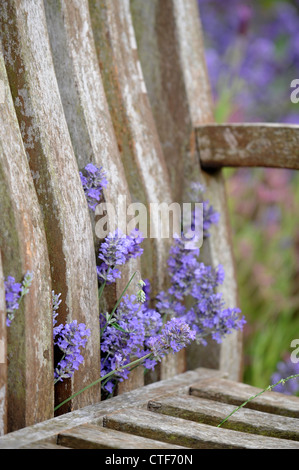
[0,51,53,432]
[89,0,173,295]
[0,0,100,415]
[57,423,187,449]
[148,395,299,441]
[44,0,143,393]
[0,368,224,448]
[22,442,71,449]
[197,123,299,169]
[131,0,242,381]
[175,0,242,379]
[0,252,7,436]
[103,408,299,449]
[89,0,181,381]
[190,378,299,418]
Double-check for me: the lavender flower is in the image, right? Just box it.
[5,271,33,327]
[100,293,162,393]
[54,320,91,383]
[147,317,196,362]
[52,290,62,332]
[80,163,108,211]
[97,229,144,284]
[52,290,90,383]
[155,235,245,345]
[271,357,299,396]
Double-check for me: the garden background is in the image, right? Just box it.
[198,0,299,394]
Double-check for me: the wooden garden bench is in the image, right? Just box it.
[0,0,298,449]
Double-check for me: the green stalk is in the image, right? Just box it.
[98,280,106,300]
[100,271,137,335]
[54,352,152,412]
[218,374,299,428]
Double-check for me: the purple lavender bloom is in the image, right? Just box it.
[100,294,163,393]
[155,236,245,345]
[147,317,196,361]
[80,163,108,211]
[97,229,144,284]
[5,271,33,327]
[271,357,299,396]
[52,290,90,383]
[54,319,91,383]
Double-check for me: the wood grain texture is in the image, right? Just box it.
[0,50,53,432]
[57,423,187,449]
[190,378,299,418]
[0,0,100,415]
[0,252,7,436]
[103,408,299,449]
[148,394,299,441]
[197,123,299,169]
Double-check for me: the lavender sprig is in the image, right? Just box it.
[156,236,245,345]
[5,271,33,327]
[80,163,108,211]
[97,229,144,285]
[218,373,299,428]
[54,320,91,384]
[52,291,90,384]
[55,316,195,410]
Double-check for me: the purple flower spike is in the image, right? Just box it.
[80,163,108,211]
[5,271,33,327]
[97,229,144,284]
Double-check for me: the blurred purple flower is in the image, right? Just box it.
[271,356,299,395]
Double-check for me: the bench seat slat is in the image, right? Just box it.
[57,423,187,449]
[103,409,299,449]
[190,378,299,417]
[148,394,299,441]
